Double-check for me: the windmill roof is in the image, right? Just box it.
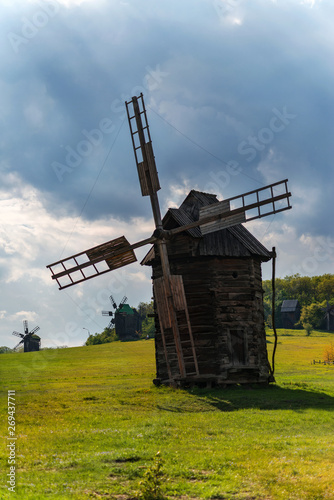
[117,303,134,315]
[281,299,300,312]
[180,189,219,210]
[141,190,271,265]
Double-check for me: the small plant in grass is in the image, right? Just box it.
[323,342,334,362]
[136,451,168,500]
[304,323,313,336]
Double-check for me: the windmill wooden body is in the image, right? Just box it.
[12,320,41,352]
[47,93,292,386]
[141,190,274,385]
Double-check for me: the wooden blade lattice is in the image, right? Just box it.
[13,340,24,350]
[199,179,291,235]
[12,331,24,338]
[126,94,161,197]
[47,236,137,290]
[199,200,246,235]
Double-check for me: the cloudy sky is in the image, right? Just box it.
[0,0,333,348]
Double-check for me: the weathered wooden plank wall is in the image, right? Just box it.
[152,253,271,385]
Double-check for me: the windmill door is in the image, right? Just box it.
[230,329,247,365]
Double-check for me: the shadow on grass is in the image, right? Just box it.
[157,384,334,413]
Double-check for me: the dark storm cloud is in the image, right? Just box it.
[1,0,334,227]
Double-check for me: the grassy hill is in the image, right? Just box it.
[1,331,334,500]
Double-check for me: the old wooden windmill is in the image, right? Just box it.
[47,93,291,386]
[12,320,41,352]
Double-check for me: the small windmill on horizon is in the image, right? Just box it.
[12,320,41,352]
[102,295,127,328]
[102,295,143,341]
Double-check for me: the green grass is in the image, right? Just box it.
[1,331,334,499]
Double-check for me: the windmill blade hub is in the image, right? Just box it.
[153,228,169,240]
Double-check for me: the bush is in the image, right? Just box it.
[304,323,313,336]
[85,328,118,346]
[324,343,334,362]
[300,303,324,330]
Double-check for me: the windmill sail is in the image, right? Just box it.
[126,94,160,196]
[12,331,24,338]
[165,179,291,237]
[200,179,291,235]
[47,236,139,290]
[119,296,128,307]
[23,320,29,334]
[13,340,24,350]
[29,326,40,335]
[110,295,117,309]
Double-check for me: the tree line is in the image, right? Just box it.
[263,273,334,331]
[88,274,334,345]
[2,275,333,353]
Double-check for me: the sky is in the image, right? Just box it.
[0,0,333,349]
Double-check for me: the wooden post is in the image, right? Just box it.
[271,247,278,377]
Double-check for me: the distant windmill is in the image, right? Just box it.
[102,295,142,341]
[322,301,334,331]
[12,320,41,352]
[102,295,127,328]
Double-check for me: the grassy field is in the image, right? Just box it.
[0,330,334,500]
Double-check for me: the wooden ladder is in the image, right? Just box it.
[154,274,199,380]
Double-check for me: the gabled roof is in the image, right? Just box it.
[164,190,219,238]
[281,299,300,313]
[179,190,218,214]
[141,189,272,265]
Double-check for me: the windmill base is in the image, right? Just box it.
[153,371,275,389]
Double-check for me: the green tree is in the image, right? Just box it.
[0,346,13,354]
[300,303,325,331]
[138,301,155,338]
[85,327,118,346]
[282,274,316,306]
[316,274,334,302]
